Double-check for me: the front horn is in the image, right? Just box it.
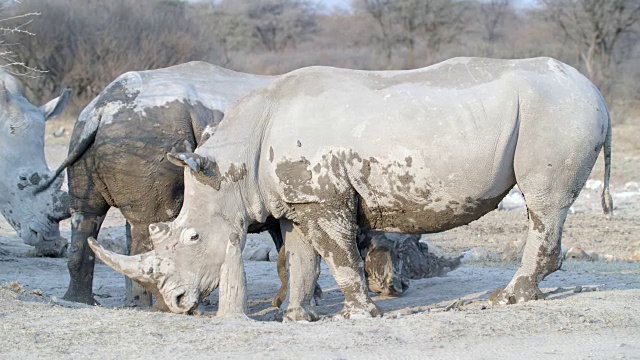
[87,237,158,284]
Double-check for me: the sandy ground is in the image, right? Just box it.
[0,120,639,359]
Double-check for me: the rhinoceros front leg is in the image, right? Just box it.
[281,219,320,322]
[489,206,569,305]
[297,202,381,319]
[63,212,105,305]
[217,230,248,318]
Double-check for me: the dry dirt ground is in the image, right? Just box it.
[0,120,639,359]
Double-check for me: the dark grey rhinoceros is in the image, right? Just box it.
[39,62,273,309]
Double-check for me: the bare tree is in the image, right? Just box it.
[540,0,640,91]
[479,0,513,42]
[239,0,317,53]
[7,0,218,107]
[356,0,468,68]
[194,2,254,65]
[0,3,42,77]
[357,0,396,66]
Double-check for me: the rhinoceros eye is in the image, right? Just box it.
[181,229,201,245]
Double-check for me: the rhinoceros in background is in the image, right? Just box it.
[90,57,612,320]
[37,62,274,309]
[0,70,71,256]
[360,233,462,294]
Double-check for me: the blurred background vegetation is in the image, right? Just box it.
[1,0,638,123]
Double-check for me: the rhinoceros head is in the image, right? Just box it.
[0,82,71,255]
[361,233,409,296]
[89,151,238,313]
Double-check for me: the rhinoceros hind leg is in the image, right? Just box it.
[63,211,106,305]
[491,101,604,305]
[281,219,320,322]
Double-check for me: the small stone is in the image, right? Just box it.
[631,251,640,261]
[52,126,66,137]
[461,247,492,263]
[31,289,44,296]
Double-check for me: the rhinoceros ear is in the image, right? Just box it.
[168,152,223,190]
[40,88,71,121]
[167,152,205,172]
[167,151,220,177]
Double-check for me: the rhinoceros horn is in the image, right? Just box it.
[87,237,158,284]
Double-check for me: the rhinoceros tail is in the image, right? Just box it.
[35,109,101,193]
[601,108,613,217]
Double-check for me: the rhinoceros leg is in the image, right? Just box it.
[273,243,323,309]
[489,205,569,305]
[272,246,288,308]
[217,228,248,317]
[489,126,600,305]
[125,221,168,310]
[280,219,320,322]
[63,212,105,305]
[296,201,381,319]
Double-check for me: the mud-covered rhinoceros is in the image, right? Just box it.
[89,57,612,321]
[0,70,71,256]
[39,62,434,311]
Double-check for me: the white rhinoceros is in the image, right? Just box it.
[0,70,71,256]
[89,57,612,321]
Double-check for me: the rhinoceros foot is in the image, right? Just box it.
[340,302,383,320]
[283,306,319,322]
[488,276,546,305]
[62,291,100,306]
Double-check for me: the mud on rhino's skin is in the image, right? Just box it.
[90,57,613,319]
[0,68,71,252]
